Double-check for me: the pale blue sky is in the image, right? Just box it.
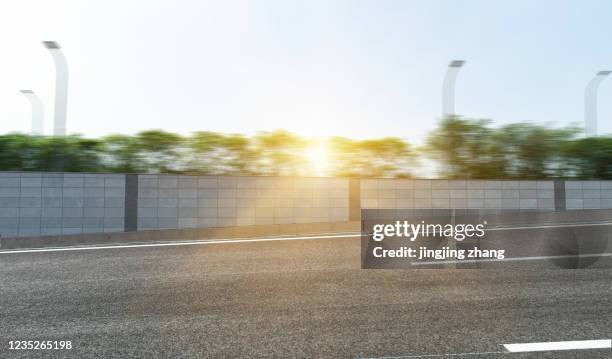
[1,0,611,143]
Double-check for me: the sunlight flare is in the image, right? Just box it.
[303,141,330,177]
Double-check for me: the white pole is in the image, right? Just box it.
[19,90,44,135]
[42,41,68,136]
[442,60,465,118]
[584,70,610,137]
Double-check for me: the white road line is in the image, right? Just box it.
[487,221,612,231]
[502,339,611,352]
[362,339,612,359]
[0,233,361,255]
[410,253,612,265]
[360,351,507,358]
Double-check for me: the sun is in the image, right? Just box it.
[303,142,330,177]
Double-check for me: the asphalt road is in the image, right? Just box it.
[0,235,611,358]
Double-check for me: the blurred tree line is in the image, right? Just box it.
[426,117,611,179]
[1,119,611,179]
[0,130,414,177]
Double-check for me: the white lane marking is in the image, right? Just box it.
[411,253,612,266]
[0,234,361,255]
[487,221,612,231]
[360,351,506,358]
[362,339,612,359]
[3,219,611,256]
[502,339,611,352]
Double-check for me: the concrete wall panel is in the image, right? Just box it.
[1,172,611,238]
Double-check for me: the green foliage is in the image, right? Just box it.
[562,137,612,179]
[101,134,140,173]
[426,117,582,179]
[0,134,106,173]
[426,117,501,178]
[0,134,35,171]
[34,136,106,173]
[134,130,183,173]
[494,123,578,179]
[0,119,607,179]
[254,130,307,176]
[330,137,413,178]
[186,132,256,175]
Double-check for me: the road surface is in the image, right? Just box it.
[1,235,611,358]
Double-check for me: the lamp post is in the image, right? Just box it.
[584,70,611,137]
[442,60,466,118]
[42,41,68,136]
[19,90,44,135]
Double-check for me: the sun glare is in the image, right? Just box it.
[303,142,330,177]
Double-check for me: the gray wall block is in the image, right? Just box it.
[2,173,611,237]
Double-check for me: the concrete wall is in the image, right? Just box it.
[565,181,612,209]
[2,171,612,238]
[136,175,349,230]
[360,179,556,210]
[0,172,125,237]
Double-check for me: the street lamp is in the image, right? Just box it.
[42,41,68,136]
[442,60,466,118]
[19,90,44,135]
[584,70,611,137]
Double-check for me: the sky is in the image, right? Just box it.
[1,0,612,144]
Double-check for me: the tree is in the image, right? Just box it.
[426,117,505,178]
[0,134,34,171]
[2,123,603,179]
[217,134,257,175]
[135,130,183,173]
[330,136,413,178]
[495,123,577,179]
[186,131,224,174]
[426,117,578,179]
[562,137,612,179]
[254,130,307,176]
[102,134,141,173]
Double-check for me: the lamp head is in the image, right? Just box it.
[449,60,466,68]
[597,70,612,76]
[42,41,60,49]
